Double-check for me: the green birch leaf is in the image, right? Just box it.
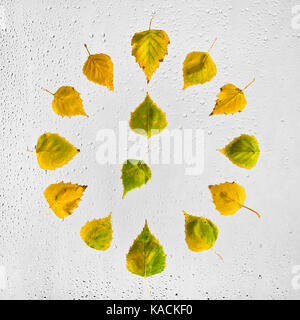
[129,93,167,138]
[184,211,218,252]
[219,134,260,169]
[121,159,151,198]
[80,213,113,251]
[126,220,166,278]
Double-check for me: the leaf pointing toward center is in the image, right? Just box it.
[183,38,217,89]
[36,133,79,170]
[210,79,255,115]
[126,220,166,278]
[83,44,114,91]
[209,182,260,218]
[131,19,170,83]
[218,134,260,169]
[80,213,113,251]
[43,86,87,117]
[129,93,167,138]
[44,182,87,219]
[121,159,152,198]
[184,211,218,252]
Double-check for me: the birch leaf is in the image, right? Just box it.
[183,39,217,89]
[44,86,87,117]
[121,159,151,198]
[129,93,167,138]
[83,44,114,91]
[184,211,218,252]
[219,134,260,169]
[44,182,87,219]
[80,213,113,251]
[209,182,260,218]
[131,19,170,83]
[126,220,166,278]
[36,133,79,170]
[210,79,255,115]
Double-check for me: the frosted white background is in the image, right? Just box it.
[0,0,300,300]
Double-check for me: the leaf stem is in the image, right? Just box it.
[42,88,54,95]
[146,102,151,152]
[242,78,256,91]
[147,137,151,153]
[223,193,261,219]
[242,204,261,219]
[212,248,224,262]
[144,276,150,295]
[208,38,218,53]
[149,15,154,30]
[84,43,91,55]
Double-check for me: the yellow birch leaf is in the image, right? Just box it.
[126,220,166,278]
[83,44,114,91]
[43,86,87,117]
[80,213,113,251]
[44,182,87,219]
[36,133,79,170]
[210,79,255,115]
[183,38,217,89]
[131,18,170,83]
[129,93,167,138]
[209,182,260,218]
[184,211,218,252]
